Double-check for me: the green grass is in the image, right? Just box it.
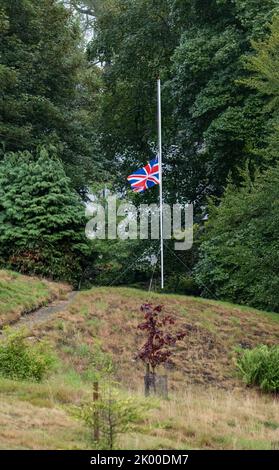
[0,271,47,312]
[0,373,89,450]
[0,269,69,326]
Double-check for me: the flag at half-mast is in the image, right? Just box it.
[127,158,159,193]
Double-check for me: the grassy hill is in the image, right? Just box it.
[1,275,279,450]
[35,287,279,390]
[0,270,69,328]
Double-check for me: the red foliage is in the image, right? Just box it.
[135,303,186,371]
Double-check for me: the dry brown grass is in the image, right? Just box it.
[1,378,278,450]
[119,385,279,450]
[0,375,91,450]
[31,287,279,391]
[0,270,70,327]
[0,395,87,450]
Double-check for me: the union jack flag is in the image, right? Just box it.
[127,158,160,193]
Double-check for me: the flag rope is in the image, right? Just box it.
[163,241,219,301]
[148,242,161,294]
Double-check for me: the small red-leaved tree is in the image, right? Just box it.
[135,303,186,377]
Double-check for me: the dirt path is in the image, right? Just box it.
[12,291,78,330]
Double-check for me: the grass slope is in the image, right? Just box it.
[0,376,88,450]
[33,287,279,390]
[1,284,279,449]
[0,270,70,327]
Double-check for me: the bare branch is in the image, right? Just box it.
[70,1,96,17]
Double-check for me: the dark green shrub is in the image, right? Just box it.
[0,328,56,382]
[0,148,95,286]
[165,274,200,296]
[237,345,279,393]
[195,165,279,312]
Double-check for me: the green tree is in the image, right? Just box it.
[0,0,101,191]
[242,13,279,165]
[194,164,279,312]
[171,0,277,202]
[88,0,179,194]
[0,147,94,285]
[65,0,99,16]
[89,0,278,206]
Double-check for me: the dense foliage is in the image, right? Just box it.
[0,0,101,282]
[0,328,55,382]
[194,164,279,312]
[237,345,279,393]
[89,0,278,204]
[83,1,279,303]
[0,0,101,191]
[242,13,279,166]
[0,147,94,285]
[170,0,277,201]
[195,15,279,312]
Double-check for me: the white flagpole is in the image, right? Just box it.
[157,78,164,289]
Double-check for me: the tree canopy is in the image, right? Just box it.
[89,0,278,205]
[194,163,279,312]
[1,0,278,305]
[0,0,101,191]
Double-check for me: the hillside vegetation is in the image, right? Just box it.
[1,275,279,450]
[0,270,69,328]
[33,287,279,390]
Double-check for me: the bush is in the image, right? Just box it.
[77,387,153,450]
[195,165,279,312]
[237,345,279,393]
[165,274,200,296]
[0,148,95,286]
[0,328,55,382]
